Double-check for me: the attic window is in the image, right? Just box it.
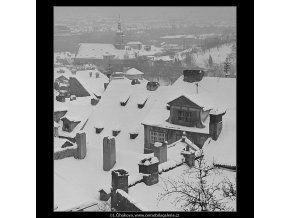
[178,111,192,122]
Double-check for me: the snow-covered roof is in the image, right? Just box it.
[73,69,109,97]
[54,137,77,152]
[55,97,94,138]
[54,75,236,211]
[127,41,142,45]
[54,146,151,211]
[83,77,166,153]
[54,121,61,128]
[54,67,109,98]
[160,34,197,39]
[167,93,215,111]
[154,56,174,62]
[75,43,136,60]
[124,68,144,76]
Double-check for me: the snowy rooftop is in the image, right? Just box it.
[127,41,142,45]
[55,97,94,138]
[75,43,136,60]
[54,75,236,211]
[83,77,167,153]
[124,68,144,76]
[54,67,109,98]
[75,43,164,60]
[54,137,77,152]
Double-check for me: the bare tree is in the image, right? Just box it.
[158,152,235,211]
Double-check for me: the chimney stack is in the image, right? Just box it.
[153,141,167,164]
[111,169,129,210]
[74,132,86,159]
[138,157,159,186]
[103,136,116,171]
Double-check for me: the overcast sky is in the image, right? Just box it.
[54,7,236,23]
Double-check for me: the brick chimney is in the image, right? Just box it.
[138,157,159,186]
[180,149,195,167]
[91,98,99,105]
[56,95,65,102]
[209,113,224,140]
[183,69,204,83]
[74,132,86,159]
[153,141,167,164]
[111,169,129,210]
[103,136,116,171]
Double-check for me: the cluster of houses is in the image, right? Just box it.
[53,62,236,211]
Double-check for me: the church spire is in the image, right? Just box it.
[117,14,122,32]
[114,14,125,49]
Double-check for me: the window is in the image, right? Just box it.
[150,131,166,143]
[178,110,191,122]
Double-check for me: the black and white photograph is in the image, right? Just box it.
[53,6,236,212]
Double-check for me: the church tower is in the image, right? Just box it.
[114,15,125,50]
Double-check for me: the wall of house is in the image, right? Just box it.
[143,125,210,153]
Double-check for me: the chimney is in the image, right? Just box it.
[153,141,167,164]
[74,132,86,159]
[56,95,65,102]
[70,95,76,101]
[111,169,129,210]
[181,131,186,142]
[209,113,224,140]
[91,98,99,105]
[138,157,159,186]
[183,69,204,83]
[180,149,195,167]
[103,136,116,171]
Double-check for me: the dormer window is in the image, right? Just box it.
[178,111,192,122]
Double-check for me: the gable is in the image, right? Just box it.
[167,96,202,109]
[69,77,91,97]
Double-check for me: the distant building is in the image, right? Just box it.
[114,15,125,50]
[127,41,142,50]
[73,17,163,65]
